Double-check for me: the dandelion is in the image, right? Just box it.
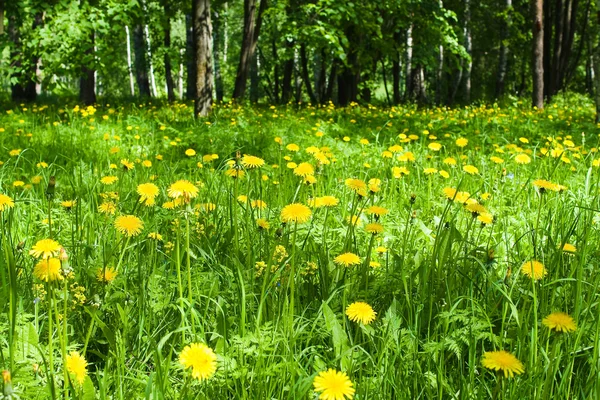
[294,162,314,177]
[185,149,196,157]
[561,243,576,253]
[463,165,479,175]
[33,258,63,282]
[120,159,134,170]
[346,301,376,325]
[0,194,15,212]
[256,218,270,230]
[313,369,355,400]
[241,155,265,168]
[66,351,87,385]
[168,180,198,201]
[367,205,388,218]
[515,154,531,164]
[137,183,159,206]
[281,203,312,224]
[542,312,577,333]
[481,350,524,378]
[30,239,61,259]
[98,202,117,215]
[179,343,218,381]
[456,138,468,147]
[148,232,163,241]
[345,178,367,194]
[61,200,76,210]
[101,176,118,185]
[114,215,144,237]
[520,260,547,280]
[97,267,118,283]
[334,253,361,267]
[365,222,384,235]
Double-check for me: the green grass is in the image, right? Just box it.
[1,94,600,399]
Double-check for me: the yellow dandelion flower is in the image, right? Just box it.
[313,369,355,400]
[456,138,468,147]
[256,218,270,230]
[101,176,118,185]
[33,258,63,282]
[137,183,159,206]
[515,154,531,164]
[97,267,118,283]
[346,301,376,325]
[179,343,218,381]
[481,350,524,378]
[66,351,87,385]
[561,243,576,253]
[114,215,144,237]
[185,148,196,157]
[542,312,577,333]
[241,155,265,168]
[0,194,15,212]
[294,162,314,177]
[281,203,312,224]
[98,202,117,215]
[521,260,547,280]
[463,165,479,175]
[30,239,61,259]
[334,253,361,267]
[168,180,199,201]
[365,222,384,235]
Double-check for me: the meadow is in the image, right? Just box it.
[1,95,600,399]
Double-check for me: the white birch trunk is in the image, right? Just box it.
[125,25,135,96]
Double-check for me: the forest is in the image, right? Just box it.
[1,1,600,399]
[1,0,600,116]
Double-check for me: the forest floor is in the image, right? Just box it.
[1,95,600,399]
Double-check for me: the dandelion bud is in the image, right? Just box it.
[59,247,69,261]
[46,176,56,198]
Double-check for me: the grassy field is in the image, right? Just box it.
[1,95,600,399]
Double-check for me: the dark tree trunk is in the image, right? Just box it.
[409,64,427,104]
[232,0,267,99]
[186,14,196,100]
[382,59,391,106]
[325,60,337,102]
[281,41,294,103]
[164,2,175,102]
[316,49,328,103]
[533,0,544,109]
[250,52,259,102]
[193,0,213,117]
[593,0,600,122]
[271,36,279,102]
[79,30,96,105]
[495,0,512,99]
[133,24,151,97]
[213,10,224,102]
[392,47,401,104]
[463,0,472,103]
[300,44,317,103]
[0,0,5,35]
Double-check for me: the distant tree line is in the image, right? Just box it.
[1,0,599,119]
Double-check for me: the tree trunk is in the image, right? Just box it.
[495,0,512,99]
[325,60,337,102]
[382,58,391,106]
[592,0,600,122]
[300,44,317,103]
[392,44,401,104]
[193,0,213,117]
[405,24,413,100]
[281,41,294,103]
[294,47,302,103]
[144,23,158,97]
[164,2,175,102]
[463,0,472,103]
[232,0,267,99]
[125,26,135,95]
[532,0,544,109]
[0,0,4,35]
[272,36,280,102]
[79,31,96,105]
[213,10,224,102]
[185,14,196,100]
[133,24,151,97]
[250,51,259,102]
